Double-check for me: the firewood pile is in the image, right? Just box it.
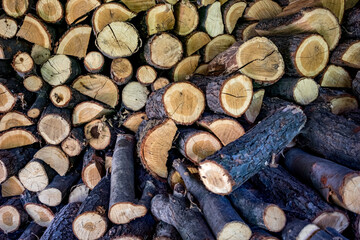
[1,0,360,239]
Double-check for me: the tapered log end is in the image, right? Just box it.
[313,211,349,233]
[108,203,147,224]
[199,160,234,195]
[263,205,286,232]
[218,221,252,240]
[24,203,54,227]
[0,205,21,233]
[340,174,360,214]
[73,212,107,240]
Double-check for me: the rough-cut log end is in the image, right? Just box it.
[122,82,150,111]
[0,203,22,233]
[186,31,211,56]
[331,40,360,68]
[336,174,360,214]
[312,211,349,233]
[122,112,148,133]
[50,85,71,108]
[223,0,247,34]
[1,176,25,197]
[245,89,265,124]
[72,101,113,126]
[84,119,112,150]
[0,17,18,39]
[72,212,107,240]
[204,34,236,63]
[65,0,100,25]
[84,51,104,73]
[217,221,252,240]
[0,84,16,113]
[111,58,133,85]
[34,146,69,176]
[38,188,62,207]
[0,112,33,132]
[24,203,54,227]
[152,77,170,91]
[23,75,44,92]
[0,129,38,150]
[244,0,282,20]
[36,0,63,23]
[2,0,29,18]
[108,203,147,224]
[146,4,175,35]
[173,55,200,82]
[18,160,50,192]
[263,205,287,233]
[68,183,90,203]
[173,1,199,36]
[41,55,79,86]
[38,112,71,145]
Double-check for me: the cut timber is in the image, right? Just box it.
[234,22,259,41]
[16,14,52,49]
[168,165,199,189]
[84,119,114,150]
[146,4,175,35]
[146,81,205,125]
[2,0,28,18]
[1,176,25,197]
[0,16,17,39]
[65,0,101,25]
[27,91,47,119]
[244,0,282,20]
[36,0,63,23]
[18,222,45,240]
[144,33,183,69]
[255,8,341,50]
[177,128,222,164]
[285,148,360,214]
[40,202,80,240]
[31,44,51,65]
[173,1,199,36]
[152,77,170,91]
[229,185,286,232]
[251,166,349,232]
[72,74,119,107]
[199,105,306,195]
[137,119,177,179]
[0,126,38,150]
[331,40,360,69]
[0,198,28,233]
[344,4,360,38]
[191,74,253,118]
[122,82,150,111]
[111,58,133,85]
[350,213,360,239]
[153,221,181,240]
[12,52,34,78]
[122,112,148,133]
[22,191,54,227]
[269,34,329,77]
[266,77,319,105]
[317,88,358,115]
[250,228,279,240]
[0,147,36,183]
[41,55,80,86]
[186,31,211,56]
[96,22,141,59]
[196,0,216,7]
[203,34,236,63]
[345,0,359,9]
[0,81,16,114]
[281,218,321,240]
[279,0,345,23]
[23,75,44,92]
[72,101,113,126]
[109,134,147,224]
[121,0,156,13]
[37,105,71,145]
[298,104,360,170]
[92,3,136,34]
[50,85,89,108]
[197,114,245,145]
[354,71,360,101]
[173,160,252,240]
[73,175,110,240]
[208,37,285,84]
[81,147,105,189]
[84,51,104,73]
[34,145,70,176]
[18,159,57,192]
[319,65,352,88]
[222,0,247,34]
[199,1,224,37]
[55,25,92,58]
[38,171,79,207]
[245,89,265,124]
[61,128,86,157]
[68,182,90,203]
[0,112,33,132]
[0,38,31,60]
[172,55,200,82]
[136,65,157,86]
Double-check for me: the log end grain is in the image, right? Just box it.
[24,203,54,227]
[108,203,147,224]
[263,204,286,233]
[72,212,107,239]
[217,221,252,240]
[0,204,22,233]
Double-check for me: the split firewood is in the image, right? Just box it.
[353,71,360,101]
[0,198,28,234]
[137,119,178,179]
[36,0,64,24]
[40,202,80,240]
[68,181,90,203]
[173,160,252,240]
[50,86,89,109]
[121,0,156,13]
[172,55,200,82]
[153,221,182,240]
[83,51,104,73]
[61,128,87,157]
[199,1,224,37]
[298,104,360,170]
[229,184,286,232]
[31,44,51,65]
[207,37,285,84]
[0,125,39,150]
[281,218,322,240]
[244,0,282,20]
[222,0,247,34]
[22,191,55,227]
[0,16,18,39]
[203,34,236,63]
[18,222,45,240]
[284,148,360,214]
[2,0,29,18]
[27,91,48,119]
[1,176,25,197]
[65,0,101,25]
[23,75,46,93]
[234,21,259,41]
[110,58,133,85]
[251,166,349,232]
[122,81,150,111]
[173,1,199,36]
[151,184,215,240]
[250,227,280,240]
[266,77,319,105]
[144,4,175,36]
[344,3,360,38]
[195,63,209,75]
[34,146,70,176]
[185,31,211,56]
[72,175,110,240]
[318,65,352,88]
[81,147,105,190]
[316,88,358,115]
[0,111,33,132]
[331,40,360,70]
[255,8,341,50]
[72,101,114,126]
[122,112,148,133]
[245,89,265,124]
[199,105,306,195]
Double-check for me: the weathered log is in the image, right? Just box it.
[234,21,259,42]
[22,191,55,227]
[61,127,87,157]
[316,88,358,115]
[344,3,360,38]
[330,40,360,68]
[281,218,322,240]
[18,222,45,240]
[84,51,104,73]
[68,180,90,204]
[122,81,150,111]
[31,44,51,65]
[250,227,279,240]
[81,147,105,190]
[0,111,33,132]
[0,198,28,233]
[153,221,182,240]
[353,71,360,101]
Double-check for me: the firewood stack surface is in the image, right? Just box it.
[0,0,360,239]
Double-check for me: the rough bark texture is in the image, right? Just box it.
[353,71,360,101]
[18,222,45,240]
[153,221,182,240]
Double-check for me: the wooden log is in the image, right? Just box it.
[1,176,25,197]
[68,181,90,203]
[136,65,157,85]
[34,146,70,176]
[207,37,285,85]
[72,175,110,240]
[22,191,55,227]
[65,0,101,25]
[49,85,89,109]
[234,21,259,42]
[36,0,64,24]
[0,198,28,233]
[284,148,360,214]
[281,218,321,240]
[298,104,360,170]
[81,147,105,190]
[0,39,31,60]
[173,0,199,36]
[310,227,349,240]
[40,202,81,240]
[146,81,205,125]
[122,112,148,133]
[354,71,360,101]
[144,33,183,69]
[84,51,104,73]
[18,222,45,240]
[122,81,150,111]
[344,3,360,38]
[0,125,39,150]
[255,8,341,51]
[244,0,282,20]
[172,55,200,81]
[23,75,46,93]
[316,88,358,115]
[229,184,286,232]
[152,77,170,91]
[198,105,306,195]
[151,186,215,240]
[31,44,51,65]
[0,15,18,39]
[2,0,29,18]
[331,40,360,69]
[121,0,156,13]
[137,119,178,179]
[250,227,279,240]
[245,89,265,124]
[173,160,252,240]
[199,1,224,37]
[110,58,133,85]
[72,101,114,126]
[185,31,211,56]
[318,65,352,88]
[222,0,247,34]
[84,119,115,150]
[251,166,349,232]
[144,3,175,36]
[0,111,33,132]
[203,34,236,63]
[27,91,48,119]
[153,221,182,240]
[61,127,86,157]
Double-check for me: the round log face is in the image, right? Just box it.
[23,75,43,92]
[173,1,199,36]
[73,212,107,240]
[3,0,29,18]
[313,211,349,233]
[50,85,72,107]
[19,161,49,192]
[293,78,319,105]
[72,101,111,126]
[41,55,73,86]
[342,41,360,68]
[224,1,247,34]
[207,119,245,146]
[84,120,111,150]
[61,137,83,157]
[12,52,34,74]
[84,51,104,73]
[56,26,92,58]
[1,176,25,197]
[25,204,54,227]
[137,65,157,85]
[82,163,102,190]
[0,205,20,233]
[185,132,222,164]
[0,17,18,39]
[38,114,71,145]
[122,82,150,111]
[320,65,352,88]
[340,174,360,214]
[38,188,62,207]
[108,203,147,224]
[111,58,133,85]
[217,221,252,240]
[186,31,211,56]
[147,4,175,35]
[36,0,63,23]
[263,205,286,232]
[152,77,170,91]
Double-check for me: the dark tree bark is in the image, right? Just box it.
[18,222,45,240]
[153,221,182,240]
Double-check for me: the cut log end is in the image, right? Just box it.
[173,1,199,36]
[0,129,38,150]
[320,65,351,88]
[65,0,100,25]
[24,203,54,227]
[82,163,102,190]
[73,212,107,240]
[339,174,360,214]
[137,65,157,85]
[122,112,148,133]
[0,17,18,39]
[84,51,104,73]
[0,161,7,183]
[72,101,113,126]
[186,31,211,56]
[85,120,111,150]
[108,203,147,224]
[147,4,175,35]
[293,78,319,105]
[1,176,25,197]
[111,58,133,85]
[38,188,62,207]
[41,55,76,86]
[217,221,252,240]
[12,52,34,75]
[68,184,90,203]
[0,84,16,113]
[313,211,349,233]
[152,78,170,91]
[50,85,71,108]
[204,34,236,63]
[23,75,43,92]
[122,82,150,111]
[245,0,282,20]
[38,114,71,145]
[0,205,21,233]
[56,25,92,58]
[36,0,63,23]
[34,146,69,176]
[173,55,200,82]
[263,205,286,232]
[61,137,83,157]
[224,1,247,34]
[245,89,265,124]
[0,112,33,132]
[19,161,49,192]
[3,0,29,18]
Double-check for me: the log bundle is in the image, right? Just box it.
[0,0,360,240]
